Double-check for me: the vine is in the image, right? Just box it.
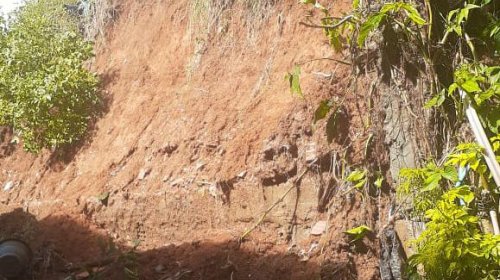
[295,0,500,278]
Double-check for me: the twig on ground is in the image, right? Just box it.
[239,160,317,242]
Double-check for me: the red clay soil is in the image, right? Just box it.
[0,0,389,279]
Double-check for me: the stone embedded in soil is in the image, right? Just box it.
[171,178,184,187]
[137,168,151,180]
[305,143,318,163]
[208,184,220,198]
[237,170,247,179]
[195,161,206,171]
[159,143,178,155]
[154,264,165,273]
[310,220,327,236]
[262,145,275,160]
[3,181,14,191]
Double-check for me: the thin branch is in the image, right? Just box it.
[299,15,354,30]
[297,57,351,66]
[239,160,317,242]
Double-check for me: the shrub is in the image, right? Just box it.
[408,187,500,279]
[0,0,99,153]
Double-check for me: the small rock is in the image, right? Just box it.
[208,184,220,198]
[206,143,218,149]
[137,168,151,180]
[310,220,327,236]
[237,171,247,179]
[305,143,318,164]
[263,145,275,160]
[3,181,14,191]
[171,178,184,187]
[10,136,19,144]
[154,264,165,273]
[97,192,110,206]
[160,143,178,155]
[195,161,206,171]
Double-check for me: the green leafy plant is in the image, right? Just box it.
[447,64,500,134]
[298,0,500,279]
[440,3,480,44]
[0,0,100,153]
[408,187,500,280]
[358,2,426,47]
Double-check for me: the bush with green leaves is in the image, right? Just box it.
[0,0,99,153]
[398,144,500,279]
[408,187,500,279]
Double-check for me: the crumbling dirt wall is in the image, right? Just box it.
[0,0,386,279]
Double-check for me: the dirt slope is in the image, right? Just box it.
[0,0,386,279]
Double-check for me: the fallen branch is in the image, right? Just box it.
[239,160,317,242]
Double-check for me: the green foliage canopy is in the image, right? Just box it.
[0,0,99,153]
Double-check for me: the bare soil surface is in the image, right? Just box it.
[0,0,389,279]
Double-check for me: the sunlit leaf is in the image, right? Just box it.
[344,225,371,242]
[314,99,333,124]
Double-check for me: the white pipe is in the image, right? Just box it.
[490,210,500,234]
[461,90,500,235]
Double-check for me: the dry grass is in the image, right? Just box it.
[186,0,277,76]
[188,0,234,37]
[80,0,120,41]
[188,0,276,38]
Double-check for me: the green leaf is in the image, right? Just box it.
[285,65,303,98]
[352,0,360,10]
[401,4,426,25]
[460,79,482,93]
[354,179,367,190]
[446,186,475,205]
[314,100,333,124]
[326,111,337,143]
[448,83,459,95]
[424,90,445,108]
[442,166,458,182]
[458,4,479,23]
[447,9,459,22]
[457,188,474,204]
[474,89,495,106]
[358,13,385,47]
[347,169,366,182]
[346,169,367,190]
[344,225,372,242]
[327,29,343,52]
[422,173,442,192]
[374,176,384,188]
